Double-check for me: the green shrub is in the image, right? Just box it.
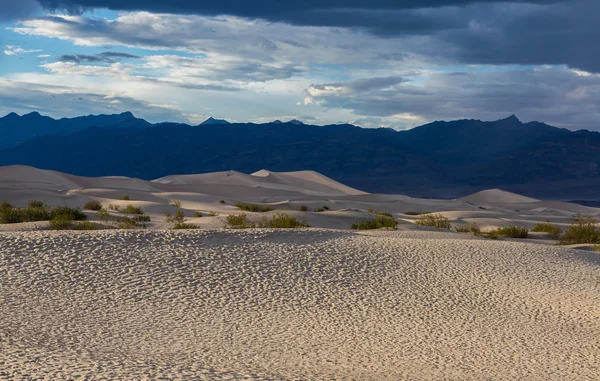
[234,202,274,213]
[559,215,600,245]
[120,194,131,200]
[369,209,393,218]
[165,209,185,224]
[0,201,13,210]
[50,206,87,221]
[0,207,24,224]
[300,205,308,212]
[21,207,52,222]
[121,204,144,215]
[171,200,182,207]
[531,222,563,239]
[415,213,451,230]
[28,200,45,208]
[132,215,151,223]
[72,221,101,230]
[496,225,529,238]
[98,209,113,222]
[483,230,502,240]
[352,215,399,230]
[83,200,103,211]
[108,204,120,211]
[258,213,310,229]
[173,223,200,230]
[193,211,203,218]
[225,213,256,229]
[219,200,225,204]
[113,216,146,229]
[49,215,75,230]
[455,223,481,235]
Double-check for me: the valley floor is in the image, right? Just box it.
[1,229,599,380]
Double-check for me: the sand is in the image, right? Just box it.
[2,165,599,233]
[1,229,599,380]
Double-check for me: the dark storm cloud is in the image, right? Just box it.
[57,52,140,64]
[0,0,42,21]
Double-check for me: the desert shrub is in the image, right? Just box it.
[483,230,502,240]
[559,215,600,245]
[132,215,151,223]
[113,216,146,229]
[300,205,308,212]
[193,211,203,218]
[121,204,144,215]
[21,206,52,222]
[496,225,529,238]
[73,221,101,230]
[234,202,274,213]
[405,211,428,216]
[171,200,182,207]
[258,213,310,229]
[165,209,185,224]
[531,222,563,239]
[314,207,325,212]
[49,215,75,230]
[0,207,24,224]
[455,223,481,235]
[219,200,225,204]
[207,211,219,217]
[83,200,103,211]
[173,223,200,230]
[0,201,13,210]
[120,194,131,200]
[352,215,399,230]
[28,200,45,208]
[50,206,87,221]
[98,209,113,222]
[225,213,257,229]
[415,213,451,230]
[369,209,393,218]
[323,205,330,210]
[108,204,120,211]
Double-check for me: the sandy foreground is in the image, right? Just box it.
[1,229,599,380]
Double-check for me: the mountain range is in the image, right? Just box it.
[1,111,599,199]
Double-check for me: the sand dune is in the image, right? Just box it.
[1,165,600,232]
[1,230,599,380]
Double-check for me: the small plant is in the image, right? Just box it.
[49,215,76,230]
[218,200,225,204]
[50,206,87,221]
[559,215,600,245]
[496,225,529,238]
[483,230,502,240]
[531,222,563,239]
[108,204,120,211]
[98,209,113,222]
[369,209,393,218]
[258,213,310,229]
[415,213,451,230]
[323,205,330,210]
[83,200,103,211]
[28,200,45,208]
[352,215,399,230]
[0,201,13,210]
[314,207,325,212]
[455,223,481,235]
[72,220,101,230]
[300,205,308,212]
[165,209,186,225]
[207,211,219,217]
[193,211,203,218]
[225,213,256,229]
[172,223,200,230]
[234,203,274,213]
[121,205,144,215]
[171,200,182,207]
[120,194,131,201]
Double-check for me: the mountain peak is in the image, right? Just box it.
[287,119,304,125]
[200,117,230,125]
[2,112,19,120]
[24,111,42,118]
[120,111,135,119]
[501,114,521,123]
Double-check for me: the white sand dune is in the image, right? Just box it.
[1,230,599,380]
[2,165,600,232]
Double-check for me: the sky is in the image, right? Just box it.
[0,0,599,130]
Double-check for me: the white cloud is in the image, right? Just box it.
[3,45,43,56]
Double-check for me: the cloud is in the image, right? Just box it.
[302,67,600,131]
[57,51,140,64]
[0,0,42,21]
[3,45,43,56]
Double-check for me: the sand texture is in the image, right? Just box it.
[1,229,600,380]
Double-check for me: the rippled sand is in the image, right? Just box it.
[1,230,600,380]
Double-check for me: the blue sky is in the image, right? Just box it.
[1,0,600,130]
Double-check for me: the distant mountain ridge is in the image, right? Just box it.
[0,111,152,149]
[1,112,599,199]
